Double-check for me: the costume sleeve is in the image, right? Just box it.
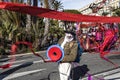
[61,41,78,62]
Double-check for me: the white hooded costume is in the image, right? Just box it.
[59,33,74,80]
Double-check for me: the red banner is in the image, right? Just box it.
[0,2,120,23]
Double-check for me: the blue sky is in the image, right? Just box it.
[60,0,95,10]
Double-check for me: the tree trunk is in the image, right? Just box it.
[26,0,31,33]
[33,0,38,24]
[41,0,50,47]
[32,0,40,49]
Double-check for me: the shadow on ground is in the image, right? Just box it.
[0,62,33,79]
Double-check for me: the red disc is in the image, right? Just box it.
[47,47,62,61]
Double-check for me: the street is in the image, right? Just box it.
[1,0,120,80]
[0,51,120,80]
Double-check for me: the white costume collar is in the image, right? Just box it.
[61,33,74,49]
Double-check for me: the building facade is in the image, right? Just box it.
[79,0,120,16]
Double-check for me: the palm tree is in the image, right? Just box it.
[32,0,42,49]
[0,0,26,43]
[40,0,64,47]
[52,0,63,11]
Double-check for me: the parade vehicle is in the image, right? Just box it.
[0,1,120,79]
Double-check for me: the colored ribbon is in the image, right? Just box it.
[1,2,120,23]
[0,2,120,68]
[0,41,63,69]
[0,44,17,69]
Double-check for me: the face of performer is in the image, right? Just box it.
[65,33,74,42]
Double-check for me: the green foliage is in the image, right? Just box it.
[114,8,120,16]
[102,12,109,16]
[0,0,65,52]
[63,9,81,14]
[0,9,26,41]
